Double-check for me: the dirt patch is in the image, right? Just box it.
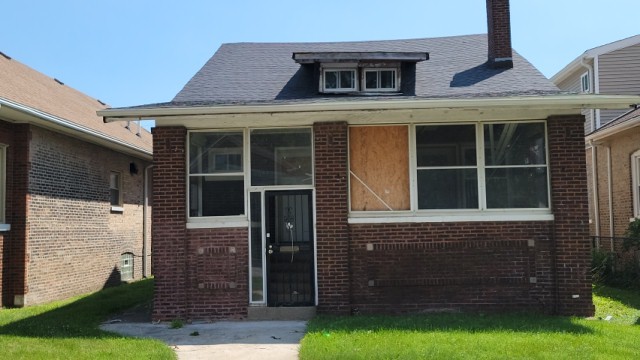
[105,301,153,323]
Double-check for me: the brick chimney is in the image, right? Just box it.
[486,0,513,69]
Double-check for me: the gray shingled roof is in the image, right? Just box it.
[171,34,559,105]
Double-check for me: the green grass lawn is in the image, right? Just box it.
[300,286,640,360]
[0,279,175,360]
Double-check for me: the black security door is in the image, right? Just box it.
[265,190,314,306]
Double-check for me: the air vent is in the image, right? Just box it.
[54,78,64,85]
[0,51,11,60]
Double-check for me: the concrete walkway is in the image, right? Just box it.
[101,320,307,360]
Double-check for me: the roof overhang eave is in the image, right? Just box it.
[0,97,152,160]
[586,113,640,143]
[99,94,640,123]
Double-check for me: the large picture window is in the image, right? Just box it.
[414,122,548,211]
[189,131,244,217]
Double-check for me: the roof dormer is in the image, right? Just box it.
[292,51,428,95]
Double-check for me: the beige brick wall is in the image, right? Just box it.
[588,129,640,241]
[23,126,151,305]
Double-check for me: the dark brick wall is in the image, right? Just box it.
[150,114,592,319]
[547,115,593,316]
[151,126,188,320]
[349,222,554,314]
[186,228,248,320]
[486,0,513,66]
[1,120,150,306]
[313,122,350,314]
[1,122,29,306]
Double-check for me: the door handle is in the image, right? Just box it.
[268,249,274,254]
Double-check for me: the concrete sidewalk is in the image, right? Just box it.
[101,320,307,360]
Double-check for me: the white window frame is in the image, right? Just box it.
[580,72,590,93]
[187,127,315,229]
[321,68,358,93]
[348,120,553,223]
[110,171,123,212]
[631,150,640,218]
[362,68,399,92]
[187,129,247,227]
[0,144,8,231]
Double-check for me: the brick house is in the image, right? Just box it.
[100,0,640,320]
[552,35,640,256]
[0,52,152,307]
[584,107,640,250]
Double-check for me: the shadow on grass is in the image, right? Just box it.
[308,312,593,335]
[593,285,640,313]
[0,279,153,339]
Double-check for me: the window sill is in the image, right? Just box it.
[110,206,124,213]
[0,224,10,232]
[348,211,554,224]
[187,217,249,229]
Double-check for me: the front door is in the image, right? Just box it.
[265,190,315,306]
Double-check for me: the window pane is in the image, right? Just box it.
[416,125,476,167]
[189,132,243,174]
[325,71,337,89]
[417,169,478,209]
[110,189,120,206]
[380,70,395,89]
[189,176,244,216]
[250,192,264,302]
[340,70,354,89]
[486,167,548,208]
[251,128,312,186]
[365,71,377,89]
[484,123,546,166]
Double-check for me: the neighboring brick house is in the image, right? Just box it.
[0,52,153,307]
[551,34,640,134]
[584,107,640,249]
[100,0,640,320]
[552,36,640,249]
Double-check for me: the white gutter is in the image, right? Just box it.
[586,111,640,142]
[99,94,640,122]
[0,97,152,160]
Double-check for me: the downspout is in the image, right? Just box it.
[589,141,601,239]
[606,145,614,249]
[143,164,153,278]
[594,55,601,127]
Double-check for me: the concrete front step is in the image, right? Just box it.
[247,306,316,320]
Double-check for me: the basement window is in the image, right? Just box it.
[120,253,134,281]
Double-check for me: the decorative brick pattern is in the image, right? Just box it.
[1,121,151,306]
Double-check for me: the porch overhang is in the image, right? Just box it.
[99,94,640,128]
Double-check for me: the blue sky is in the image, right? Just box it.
[3,0,638,129]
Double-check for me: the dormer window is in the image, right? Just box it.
[364,69,397,91]
[293,51,428,95]
[323,69,357,92]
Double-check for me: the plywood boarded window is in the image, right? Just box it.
[349,126,410,211]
